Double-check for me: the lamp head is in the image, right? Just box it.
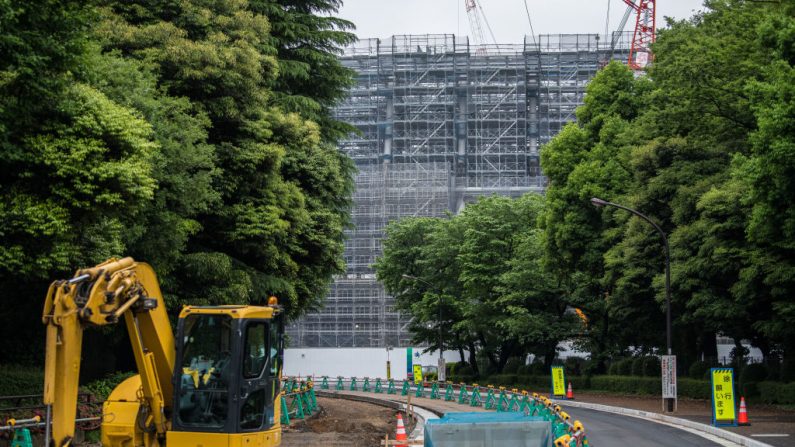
[590,197,608,207]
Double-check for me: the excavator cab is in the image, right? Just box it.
[168,305,285,445]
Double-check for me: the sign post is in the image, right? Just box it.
[406,348,413,381]
[438,356,446,382]
[661,355,677,412]
[551,366,567,399]
[710,368,738,427]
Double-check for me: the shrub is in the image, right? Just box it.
[0,365,44,397]
[617,358,633,376]
[516,364,531,375]
[487,374,518,386]
[590,375,661,395]
[677,378,712,400]
[607,360,620,376]
[643,356,661,377]
[689,360,711,379]
[456,363,474,376]
[757,381,795,404]
[503,357,523,374]
[529,361,547,376]
[631,357,645,376]
[81,371,136,402]
[564,357,586,376]
[740,363,768,385]
[781,357,795,383]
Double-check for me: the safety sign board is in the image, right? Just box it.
[413,364,423,384]
[661,355,677,399]
[710,368,737,426]
[551,365,566,398]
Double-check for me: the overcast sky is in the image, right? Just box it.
[338,0,707,43]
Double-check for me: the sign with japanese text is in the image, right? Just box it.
[661,355,677,399]
[551,366,566,397]
[413,364,423,384]
[710,368,737,426]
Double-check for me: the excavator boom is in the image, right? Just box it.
[42,258,175,446]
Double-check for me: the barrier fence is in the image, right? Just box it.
[290,376,590,447]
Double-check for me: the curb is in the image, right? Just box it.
[550,398,773,447]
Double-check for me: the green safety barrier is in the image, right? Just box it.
[321,376,329,390]
[11,428,32,447]
[375,378,383,393]
[363,377,371,392]
[415,382,424,398]
[496,390,509,412]
[485,388,496,410]
[444,383,455,401]
[350,377,358,391]
[508,393,520,411]
[470,385,482,407]
[335,376,344,391]
[430,382,440,400]
[387,378,397,394]
[401,380,410,396]
[457,384,469,405]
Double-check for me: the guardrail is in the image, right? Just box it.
[294,376,590,447]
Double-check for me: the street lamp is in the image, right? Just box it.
[590,197,675,412]
[402,274,446,382]
[386,345,393,380]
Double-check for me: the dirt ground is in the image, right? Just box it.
[282,397,411,447]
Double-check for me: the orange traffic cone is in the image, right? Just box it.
[395,413,408,447]
[738,396,750,426]
[566,382,574,400]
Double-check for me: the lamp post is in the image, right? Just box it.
[386,345,393,380]
[402,274,445,382]
[590,197,675,412]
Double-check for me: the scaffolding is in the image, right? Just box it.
[287,33,631,348]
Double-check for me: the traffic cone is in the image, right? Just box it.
[738,396,750,426]
[395,413,408,447]
[566,382,574,400]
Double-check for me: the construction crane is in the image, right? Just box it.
[622,0,656,69]
[464,0,497,53]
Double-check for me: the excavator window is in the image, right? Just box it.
[176,314,232,428]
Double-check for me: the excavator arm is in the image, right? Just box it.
[42,258,175,447]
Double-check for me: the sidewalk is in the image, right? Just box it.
[545,390,795,447]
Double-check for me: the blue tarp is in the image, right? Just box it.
[425,412,553,447]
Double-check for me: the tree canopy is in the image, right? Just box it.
[0,0,355,365]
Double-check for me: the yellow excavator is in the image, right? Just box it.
[41,257,285,447]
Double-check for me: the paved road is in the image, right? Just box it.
[564,406,731,446]
[321,389,742,446]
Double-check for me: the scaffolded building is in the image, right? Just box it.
[287,33,631,348]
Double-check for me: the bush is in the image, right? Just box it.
[757,381,795,404]
[740,363,768,384]
[781,357,795,383]
[631,357,645,376]
[456,363,474,376]
[529,361,547,376]
[590,375,661,395]
[643,356,661,377]
[617,358,633,376]
[503,357,523,374]
[607,360,620,376]
[0,365,44,397]
[516,364,531,375]
[677,378,712,400]
[487,374,518,386]
[564,357,586,376]
[82,371,136,401]
[689,360,711,379]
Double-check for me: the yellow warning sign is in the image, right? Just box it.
[711,369,736,422]
[551,366,566,397]
[413,364,423,384]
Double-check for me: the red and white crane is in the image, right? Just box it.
[622,0,656,69]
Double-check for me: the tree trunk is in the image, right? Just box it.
[467,341,480,377]
[458,346,466,363]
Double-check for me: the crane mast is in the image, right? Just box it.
[622,0,656,69]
